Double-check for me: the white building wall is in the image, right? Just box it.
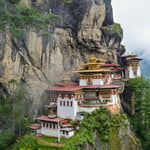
[99,95,103,103]
[79,107,98,113]
[41,127,58,137]
[107,75,112,84]
[37,129,41,134]
[57,97,79,120]
[60,130,74,138]
[111,94,118,105]
[92,79,103,85]
[79,79,87,86]
[111,74,114,78]
[128,66,141,78]
[128,66,134,78]
[40,123,74,138]
[137,66,141,77]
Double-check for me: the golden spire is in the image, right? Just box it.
[89,55,97,63]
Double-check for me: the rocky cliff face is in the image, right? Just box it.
[0,0,124,114]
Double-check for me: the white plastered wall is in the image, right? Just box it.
[57,97,79,120]
[92,79,103,85]
[79,79,87,86]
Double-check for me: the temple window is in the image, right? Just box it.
[63,131,65,135]
[67,101,69,106]
[87,78,92,85]
[133,70,137,76]
[53,124,55,129]
[63,101,65,106]
[60,101,62,106]
[43,122,45,127]
[70,101,72,107]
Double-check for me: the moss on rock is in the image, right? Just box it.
[101,23,123,40]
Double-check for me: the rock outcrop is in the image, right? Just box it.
[0,0,124,114]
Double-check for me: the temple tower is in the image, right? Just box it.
[121,54,142,78]
[76,56,113,86]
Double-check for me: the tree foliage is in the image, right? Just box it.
[13,134,39,150]
[126,77,150,149]
[0,0,57,38]
[0,80,33,135]
[0,130,14,150]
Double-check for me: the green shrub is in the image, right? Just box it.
[0,130,14,150]
[101,23,123,39]
[13,134,39,150]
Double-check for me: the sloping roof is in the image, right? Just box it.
[101,64,120,67]
[121,54,137,58]
[116,67,125,70]
[55,82,79,87]
[76,69,114,73]
[61,124,72,128]
[46,86,82,92]
[46,84,120,92]
[126,58,142,62]
[29,123,41,130]
[36,115,64,122]
[60,128,74,132]
[80,85,101,89]
[45,104,57,108]
[100,84,120,89]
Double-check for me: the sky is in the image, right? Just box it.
[111,0,150,57]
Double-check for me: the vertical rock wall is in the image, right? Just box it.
[0,0,124,114]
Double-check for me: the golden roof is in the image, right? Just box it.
[75,55,115,73]
[129,53,137,57]
[76,69,115,73]
[88,55,105,64]
[89,55,97,63]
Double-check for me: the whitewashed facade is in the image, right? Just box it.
[127,65,141,78]
[57,94,79,120]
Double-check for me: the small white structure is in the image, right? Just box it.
[60,128,74,138]
[29,124,41,135]
[126,64,141,78]
[36,115,75,138]
[121,54,142,79]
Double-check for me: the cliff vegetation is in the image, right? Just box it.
[13,108,141,150]
[101,23,123,40]
[126,77,150,150]
[0,80,33,149]
[0,0,56,38]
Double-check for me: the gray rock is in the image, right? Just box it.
[0,0,123,114]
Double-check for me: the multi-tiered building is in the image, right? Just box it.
[30,54,142,138]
